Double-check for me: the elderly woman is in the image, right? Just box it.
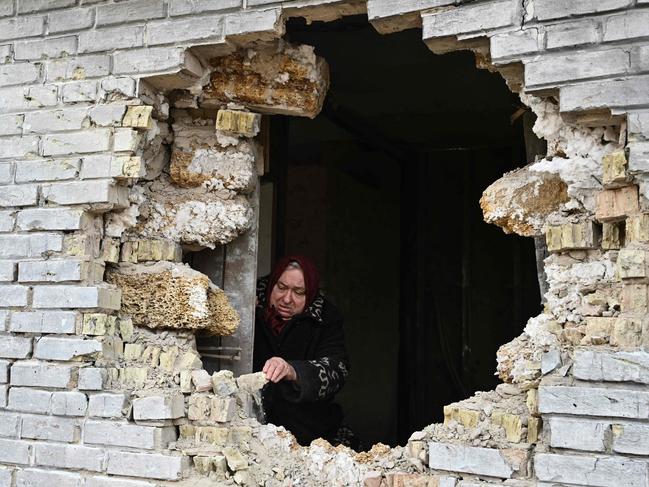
[253,255,354,448]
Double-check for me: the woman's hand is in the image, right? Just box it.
[263,357,297,383]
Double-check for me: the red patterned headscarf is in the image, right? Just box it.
[264,255,320,335]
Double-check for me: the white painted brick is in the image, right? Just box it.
[0,211,13,232]
[428,442,515,478]
[422,0,520,39]
[34,443,105,472]
[632,45,649,72]
[79,155,121,179]
[0,163,12,185]
[525,48,629,87]
[78,368,106,391]
[16,208,88,231]
[169,0,240,15]
[0,360,8,382]
[539,385,649,419]
[24,107,88,134]
[535,0,632,20]
[0,185,38,207]
[34,336,102,360]
[51,391,87,416]
[224,8,281,38]
[32,285,121,310]
[0,384,5,407]
[22,414,78,442]
[15,468,82,487]
[546,22,599,49]
[106,451,187,480]
[84,476,157,487]
[97,0,165,26]
[612,422,649,455]
[19,259,96,283]
[0,135,39,159]
[42,129,110,156]
[0,234,63,258]
[61,80,99,102]
[46,55,110,82]
[14,36,76,61]
[0,16,45,42]
[0,310,6,331]
[490,29,542,61]
[535,453,647,487]
[604,10,649,42]
[88,393,128,418]
[560,75,649,112]
[0,261,15,281]
[18,0,76,13]
[548,417,607,452]
[629,141,649,174]
[89,105,126,127]
[147,15,225,46]
[0,439,30,465]
[574,350,649,383]
[42,179,128,207]
[100,76,136,97]
[0,285,29,307]
[0,412,21,437]
[0,467,11,487]
[0,44,11,62]
[0,1,13,17]
[0,63,41,87]
[132,393,184,421]
[113,128,140,152]
[0,114,23,136]
[112,46,200,75]
[15,159,80,183]
[79,25,145,54]
[7,387,52,414]
[10,311,77,333]
[10,361,77,388]
[48,7,94,34]
[0,85,57,113]
[85,420,175,450]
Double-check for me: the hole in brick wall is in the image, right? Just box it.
[255,15,543,448]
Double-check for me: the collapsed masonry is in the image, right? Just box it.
[1,1,649,486]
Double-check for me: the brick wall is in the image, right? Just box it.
[0,0,649,486]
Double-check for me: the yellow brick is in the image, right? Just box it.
[120,241,138,263]
[621,284,649,313]
[443,406,480,428]
[492,411,524,443]
[100,238,120,263]
[583,317,615,345]
[124,343,144,360]
[195,426,229,445]
[118,156,145,179]
[545,226,563,252]
[82,313,116,336]
[546,222,596,252]
[120,367,147,388]
[611,316,643,347]
[122,105,153,129]
[526,389,538,416]
[159,346,179,371]
[602,150,628,187]
[179,424,195,438]
[626,214,649,243]
[527,417,542,443]
[601,222,622,250]
[215,109,261,137]
[119,317,134,342]
[618,249,649,279]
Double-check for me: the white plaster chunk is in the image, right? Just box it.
[539,385,649,419]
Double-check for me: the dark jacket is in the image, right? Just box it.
[253,277,350,445]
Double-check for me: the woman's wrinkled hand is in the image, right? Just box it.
[263,357,297,383]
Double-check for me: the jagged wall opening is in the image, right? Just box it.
[257,15,543,447]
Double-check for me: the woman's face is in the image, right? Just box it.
[269,267,307,319]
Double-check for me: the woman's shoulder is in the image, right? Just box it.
[304,292,343,326]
